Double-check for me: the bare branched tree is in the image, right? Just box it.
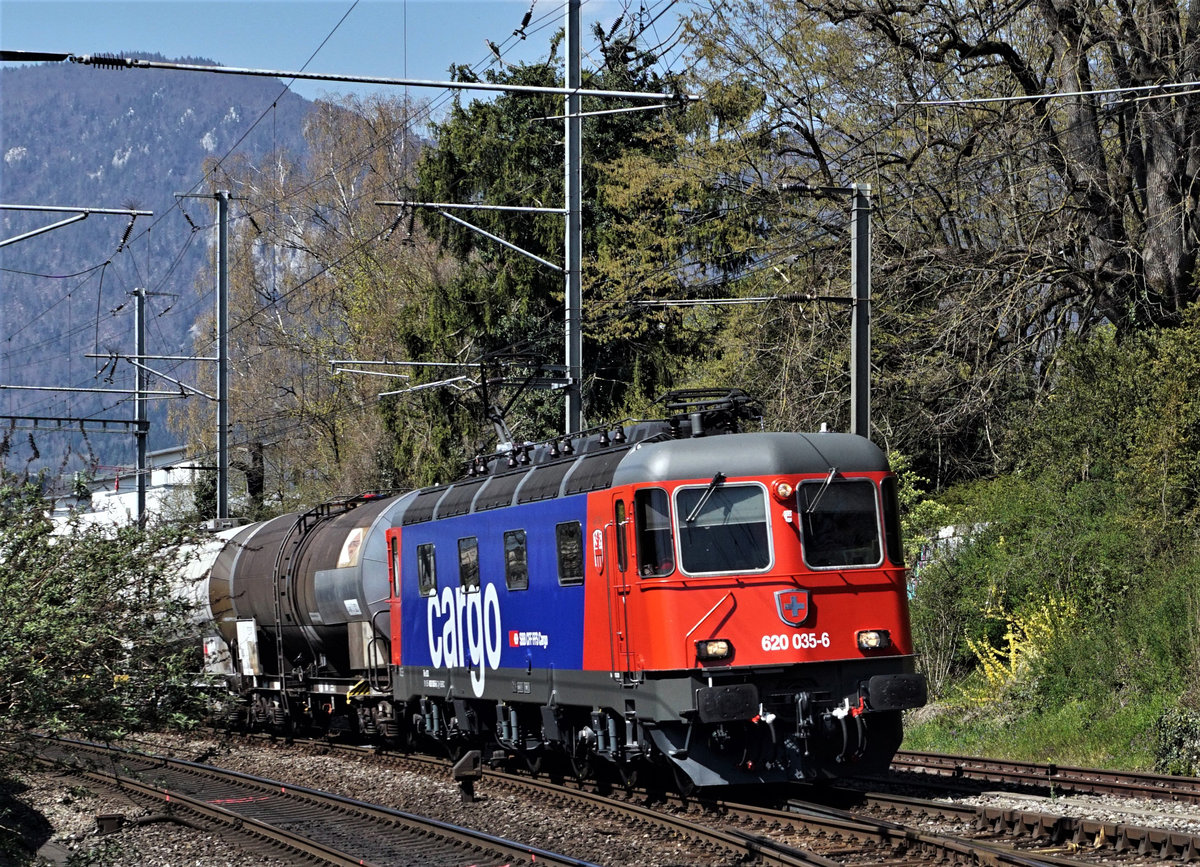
[682,0,1199,485]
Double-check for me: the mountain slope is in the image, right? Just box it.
[0,54,312,475]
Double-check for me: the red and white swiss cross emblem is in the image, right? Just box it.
[774,589,810,627]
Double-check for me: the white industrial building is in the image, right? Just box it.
[49,445,201,527]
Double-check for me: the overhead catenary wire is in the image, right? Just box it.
[1,3,369,455]
[898,78,1200,108]
[5,0,712,477]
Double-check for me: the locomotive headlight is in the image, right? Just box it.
[771,480,795,502]
[856,629,892,651]
[696,639,733,660]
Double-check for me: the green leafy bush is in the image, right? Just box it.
[1153,707,1200,775]
[908,316,1200,765]
[0,473,206,741]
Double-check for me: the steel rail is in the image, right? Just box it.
[893,750,1200,803]
[22,737,597,867]
[223,732,1106,865]
[478,768,838,867]
[714,795,1084,867]
[858,755,1200,861]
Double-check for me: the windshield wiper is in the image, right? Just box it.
[685,472,725,523]
[805,467,839,514]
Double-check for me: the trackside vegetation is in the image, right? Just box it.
[0,473,208,862]
[0,473,207,738]
[903,315,1200,771]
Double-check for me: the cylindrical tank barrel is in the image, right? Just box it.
[207,492,414,676]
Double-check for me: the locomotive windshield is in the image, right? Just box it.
[675,483,770,574]
[798,478,882,568]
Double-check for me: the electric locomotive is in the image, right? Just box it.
[200,390,926,790]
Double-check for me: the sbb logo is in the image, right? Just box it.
[427,583,502,697]
[509,630,549,648]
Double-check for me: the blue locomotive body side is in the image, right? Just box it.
[398,494,592,689]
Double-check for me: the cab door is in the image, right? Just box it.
[607,495,634,675]
[384,527,403,665]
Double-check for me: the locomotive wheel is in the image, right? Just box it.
[671,763,697,797]
[569,753,594,785]
[523,753,542,776]
[617,764,638,792]
[547,754,568,785]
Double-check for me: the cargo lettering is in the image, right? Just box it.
[427,583,502,697]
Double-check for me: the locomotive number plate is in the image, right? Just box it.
[761,632,830,652]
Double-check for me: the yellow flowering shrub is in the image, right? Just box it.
[962,597,1077,705]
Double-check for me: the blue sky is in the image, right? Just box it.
[0,0,666,105]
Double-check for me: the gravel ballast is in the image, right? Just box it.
[3,732,724,866]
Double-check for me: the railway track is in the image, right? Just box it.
[215,734,1111,866]
[30,732,1200,865]
[893,750,1200,804]
[13,736,596,866]
[703,792,1075,867]
[814,784,1200,862]
[338,739,1200,864]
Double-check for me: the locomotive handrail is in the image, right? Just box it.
[367,607,392,693]
[684,591,736,662]
[601,519,624,674]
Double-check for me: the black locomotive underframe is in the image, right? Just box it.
[226,654,923,789]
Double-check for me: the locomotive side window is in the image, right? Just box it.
[458,536,480,591]
[416,542,437,597]
[881,477,905,566]
[389,535,401,597]
[504,529,529,590]
[614,500,628,573]
[676,484,769,574]
[634,489,674,576]
[555,521,584,586]
[798,478,882,568]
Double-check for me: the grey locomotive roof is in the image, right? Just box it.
[392,430,890,525]
[611,431,890,484]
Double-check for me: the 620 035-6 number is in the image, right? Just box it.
[761,632,830,652]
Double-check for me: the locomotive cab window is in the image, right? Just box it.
[458,536,480,591]
[676,483,769,574]
[417,542,437,597]
[881,477,905,566]
[634,489,674,576]
[798,478,882,568]
[556,521,584,586]
[504,529,529,591]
